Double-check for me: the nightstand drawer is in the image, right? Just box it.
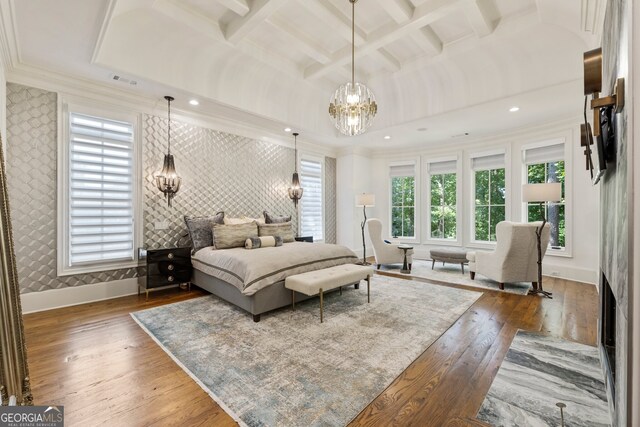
[146,270,191,288]
[148,261,190,276]
[148,248,190,264]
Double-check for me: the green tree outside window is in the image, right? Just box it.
[430,173,457,239]
[391,176,415,237]
[527,161,565,248]
[474,168,506,241]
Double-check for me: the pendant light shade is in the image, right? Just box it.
[328,0,377,136]
[155,96,181,207]
[288,132,303,206]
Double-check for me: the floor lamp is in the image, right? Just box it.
[356,193,375,265]
[522,182,562,298]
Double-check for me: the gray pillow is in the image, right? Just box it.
[258,222,294,243]
[184,212,224,253]
[213,222,259,249]
[263,211,292,224]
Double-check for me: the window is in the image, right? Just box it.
[299,157,323,241]
[471,152,506,242]
[524,142,566,249]
[60,110,137,274]
[390,164,415,238]
[427,159,457,240]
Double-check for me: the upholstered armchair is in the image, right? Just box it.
[467,221,550,290]
[366,218,414,269]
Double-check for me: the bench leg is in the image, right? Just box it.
[367,275,370,303]
[319,288,324,323]
[253,314,261,322]
[292,289,295,310]
[432,259,435,269]
[339,286,342,296]
[461,263,464,274]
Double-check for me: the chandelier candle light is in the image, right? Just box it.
[329,0,377,136]
[155,96,181,207]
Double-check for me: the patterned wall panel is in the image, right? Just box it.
[324,157,337,244]
[5,83,139,294]
[143,114,300,247]
[4,83,337,293]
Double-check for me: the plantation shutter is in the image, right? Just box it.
[523,142,564,164]
[300,158,323,241]
[69,113,135,265]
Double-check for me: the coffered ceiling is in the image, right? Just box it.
[0,0,604,149]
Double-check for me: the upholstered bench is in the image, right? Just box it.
[429,248,469,274]
[285,264,374,323]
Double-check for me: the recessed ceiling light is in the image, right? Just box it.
[509,106,520,112]
[189,99,199,106]
[417,127,427,132]
[384,135,391,140]
[284,127,292,132]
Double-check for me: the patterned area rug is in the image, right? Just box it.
[379,259,532,295]
[131,276,481,427]
[477,330,610,426]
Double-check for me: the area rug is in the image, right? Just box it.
[131,275,481,427]
[379,259,532,295]
[477,330,610,426]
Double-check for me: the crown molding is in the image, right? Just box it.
[0,0,20,71]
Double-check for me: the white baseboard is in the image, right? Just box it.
[20,278,139,314]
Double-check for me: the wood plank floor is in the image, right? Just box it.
[22,273,599,427]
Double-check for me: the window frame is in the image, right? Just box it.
[468,148,510,248]
[388,159,419,243]
[298,152,325,243]
[424,154,462,246]
[57,97,143,276]
[521,138,572,258]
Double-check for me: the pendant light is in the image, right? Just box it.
[328,0,377,136]
[287,132,303,207]
[155,96,181,207]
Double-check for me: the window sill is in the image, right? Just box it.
[546,249,572,258]
[389,237,420,245]
[466,241,497,250]
[425,238,461,247]
[57,259,142,277]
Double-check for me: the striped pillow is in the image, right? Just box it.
[258,222,294,243]
[213,222,258,249]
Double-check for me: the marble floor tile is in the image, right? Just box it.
[477,330,610,427]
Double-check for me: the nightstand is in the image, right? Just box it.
[139,247,192,300]
[294,236,314,243]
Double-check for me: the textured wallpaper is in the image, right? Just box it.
[5,83,140,293]
[5,83,337,293]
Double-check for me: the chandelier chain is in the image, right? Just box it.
[351,0,355,86]
[167,97,171,155]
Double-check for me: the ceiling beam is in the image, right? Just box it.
[152,0,225,41]
[265,17,332,64]
[305,0,463,79]
[375,0,413,24]
[298,1,401,75]
[224,0,289,44]
[462,0,499,37]
[411,26,443,55]
[215,0,249,17]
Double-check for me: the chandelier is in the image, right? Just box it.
[155,96,181,207]
[288,132,303,207]
[329,0,377,136]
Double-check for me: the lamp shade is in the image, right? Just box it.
[356,193,375,207]
[522,183,562,202]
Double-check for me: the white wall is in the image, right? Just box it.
[336,149,373,255]
[363,119,599,284]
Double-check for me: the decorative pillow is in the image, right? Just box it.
[244,235,283,249]
[263,211,292,224]
[184,212,224,253]
[242,215,266,225]
[213,222,258,249]
[224,217,254,225]
[258,222,294,243]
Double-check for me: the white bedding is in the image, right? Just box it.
[191,242,358,295]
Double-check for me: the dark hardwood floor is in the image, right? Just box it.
[22,271,598,427]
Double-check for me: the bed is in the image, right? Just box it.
[190,242,359,321]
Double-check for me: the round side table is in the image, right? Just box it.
[398,245,413,274]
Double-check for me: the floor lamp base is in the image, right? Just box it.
[356,261,371,266]
[528,288,553,299]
